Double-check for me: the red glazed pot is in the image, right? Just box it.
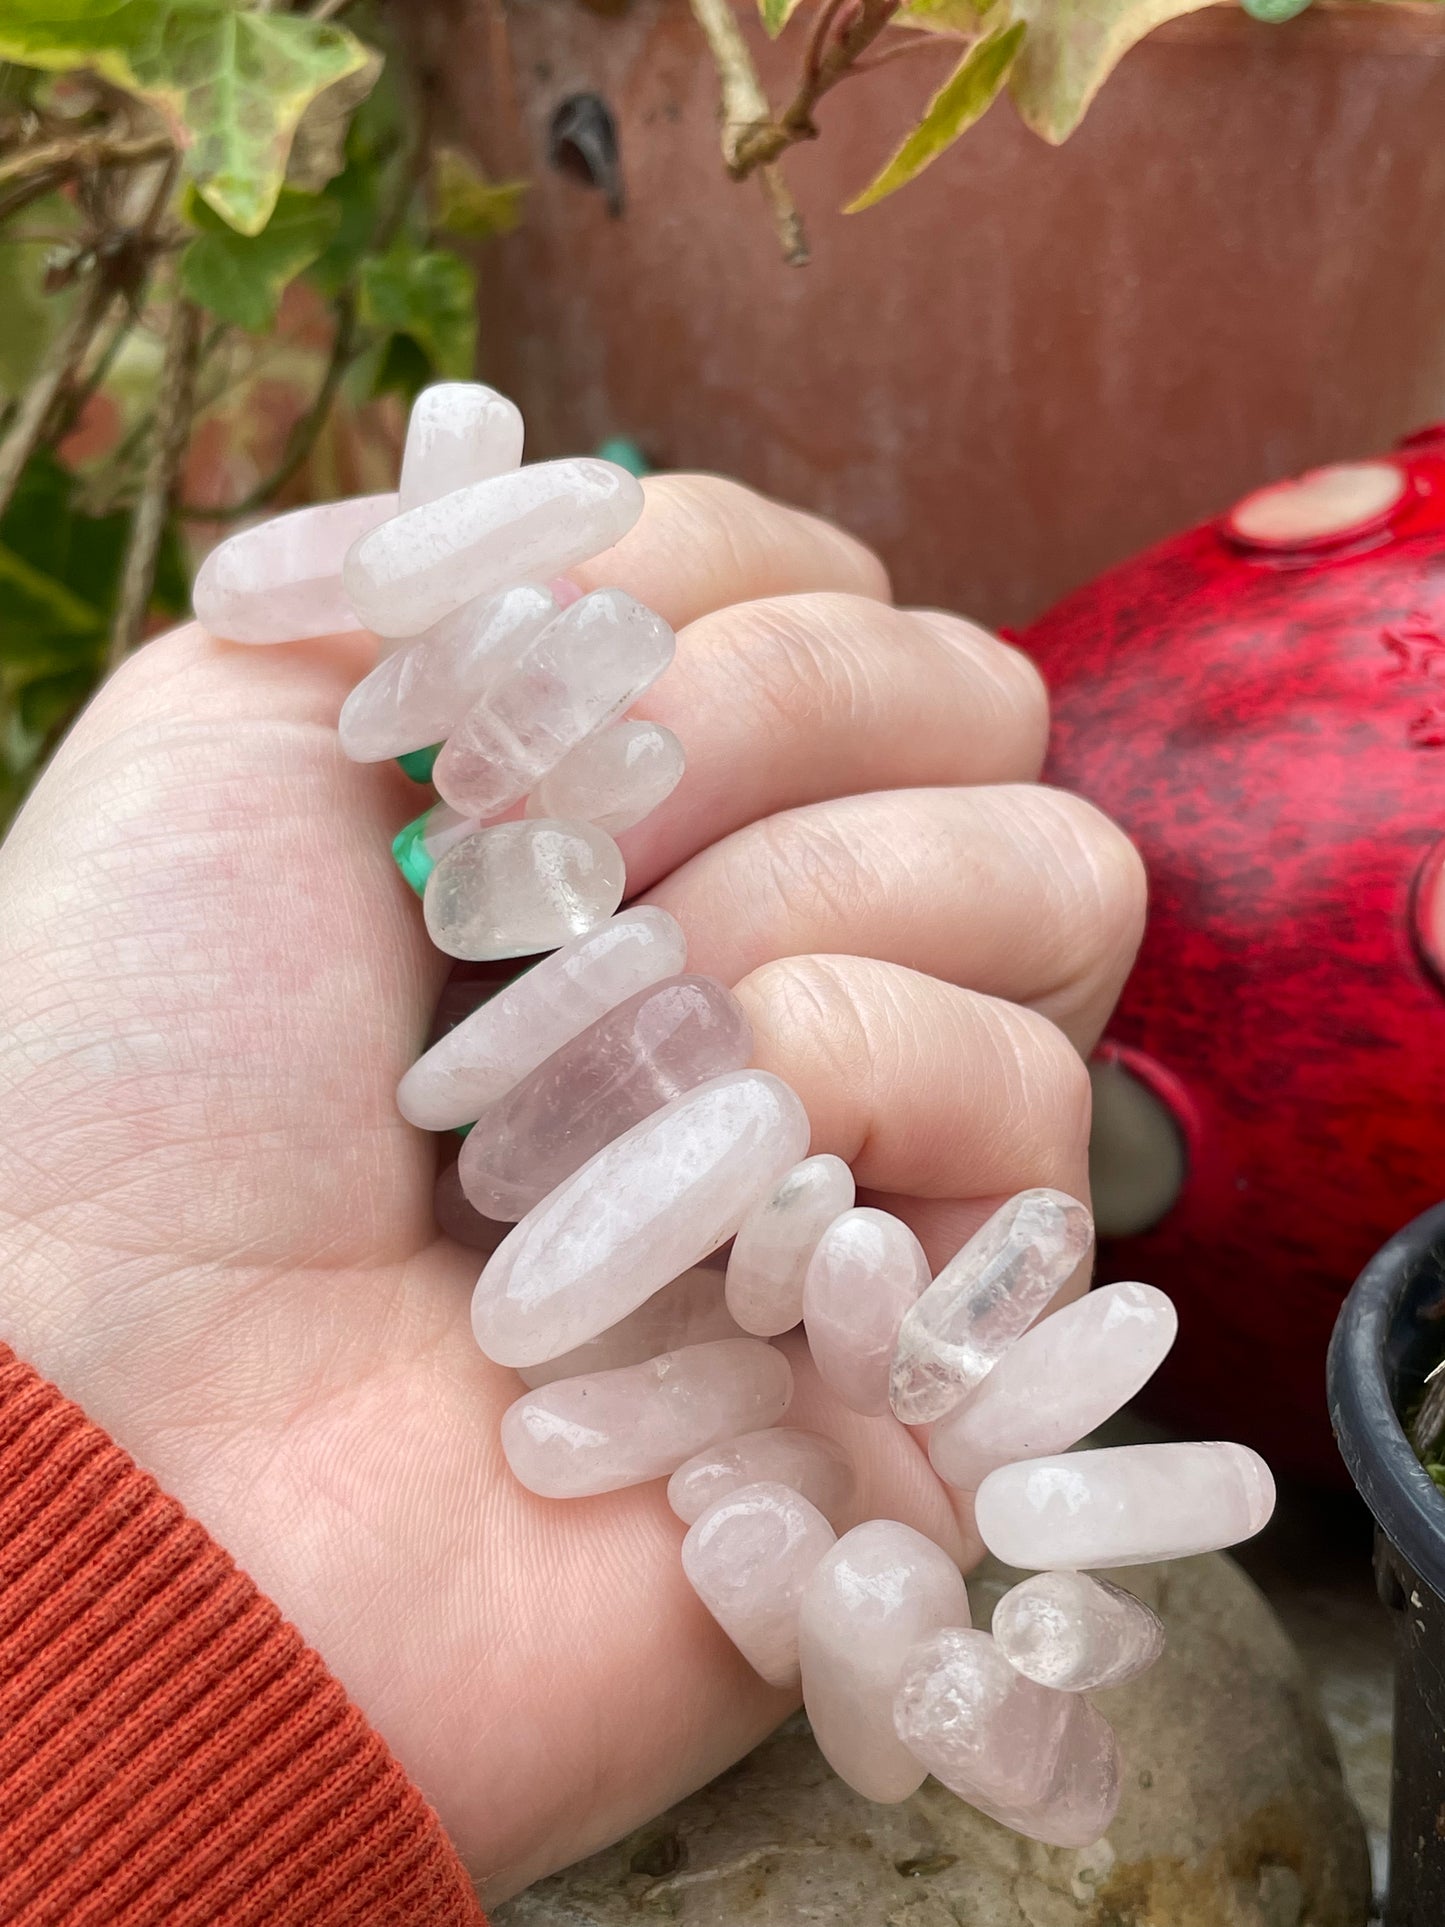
[1023,438,1445,1475]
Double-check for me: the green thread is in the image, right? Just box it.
[1239,0,1312,22]
[595,435,650,478]
[392,809,436,896]
[396,742,442,784]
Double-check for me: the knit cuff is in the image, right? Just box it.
[0,1345,486,1927]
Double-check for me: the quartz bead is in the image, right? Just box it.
[472,1069,811,1367]
[527,719,685,833]
[399,907,686,1130]
[974,1441,1276,1571]
[398,382,524,511]
[500,1339,793,1499]
[193,494,397,643]
[893,1628,1122,1846]
[803,1208,931,1415]
[433,590,676,819]
[681,1482,836,1688]
[434,1163,507,1254]
[991,1571,1164,1692]
[458,975,753,1219]
[798,1520,972,1803]
[725,1156,856,1338]
[339,584,557,762]
[668,1427,856,1532]
[517,1266,741,1389]
[341,458,644,638]
[927,1282,1177,1491]
[423,819,625,962]
[889,1189,1094,1424]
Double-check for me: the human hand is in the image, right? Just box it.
[0,475,1144,1899]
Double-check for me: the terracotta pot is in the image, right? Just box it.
[437,0,1445,627]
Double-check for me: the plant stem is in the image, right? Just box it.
[687,0,809,263]
[0,268,114,521]
[107,293,201,672]
[730,0,903,177]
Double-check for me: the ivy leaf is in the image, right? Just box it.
[758,0,808,34]
[846,17,1026,212]
[0,0,370,234]
[899,0,991,28]
[432,146,528,241]
[358,244,477,382]
[1005,0,1214,143]
[286,46,384,194]
[180,185,340,331]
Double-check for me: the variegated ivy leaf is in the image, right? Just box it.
[1006,0,1215,143]
[758,0,809,34]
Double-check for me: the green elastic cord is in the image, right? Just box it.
[454,1120,474,1139]
[595,436,650,478]
[396,742,442,784]
[392,809,436,897]
[1239,0,1311,19]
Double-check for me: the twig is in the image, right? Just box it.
[0,267,114,522]
[107,292,201,671]
[731,0,903,177]
[0,130,175,191]
[686,0,809,263]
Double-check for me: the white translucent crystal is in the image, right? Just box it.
[802,1208,930,1416]
[517,1265,741,1389]
[341,458,644,638]
[193,494,396,644]
[889,1189,1094,1424]
[398,382,525,512]
[668,1427,857,1532]
[432,590,676,819]
[423,819,625,962]
[527,720,686,834]
[338,584,557,762]
[471,1070,811,1367]
[991,1571,1165,1692]
[399,906,686,1130]
[725,1156,856,1339]
[682,1482,837,1688]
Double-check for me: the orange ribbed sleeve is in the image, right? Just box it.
[0,1345,487,1927]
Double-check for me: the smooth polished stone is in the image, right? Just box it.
[193,493,396,643]
[472,1070,811,1367]
[682,1483,836,1688]
[725,1156,856,1338]
[668,1427,856,1532]
[398,382,524,511]
[400,906,686,1130]
[339,584,557,762]
[927,1281,1177,1491]
[500,1339,792,1499]
[341,458,644,637]
[423,819,625,962]
[974,1441,1277,1571]
[458,975,752,1219]
[517,1266,741,1389]
[433,590,676,818]
[527,719,686,833]
[798,1521,971,1803]
[992,1571,1165,1693]
[894,1628,1120,1845]
[889,1189,1094,1424]
[803,1208,931,1416]
[433,1163,508,1255]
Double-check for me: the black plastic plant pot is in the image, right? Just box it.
[1329,1199,1445,1927]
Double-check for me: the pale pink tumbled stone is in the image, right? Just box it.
[433,590,676,819]
[992,1571,1164,1692]
[193,493,396,643]
[894,1628,1122,1846]
[338,584,557,761]
[434,1163,507,1254]
[974,1441,1277,1571]
[423,819,625,962]
[399,907,686,1130]
[398,382,524,511]
[341,458,644,637]
[803,1208,931,1416]
[725,1156,856,1338]
[458,975,752,1219]
[668,1427,856,1531]
[472,1070,811,1367]
[527,719,686,833]
[500,1340,792,1498]
[928,1282,1178,1491]
[517,1266,741,1389]
[889,1189,1094,1424]
[681,1482,836,1688]
[798,1521,971,1803]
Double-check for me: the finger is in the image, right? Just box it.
[617,593,1049,896]
[734,954,1094,1272]
[570,471,891,628]
[646,784,1147,1055]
